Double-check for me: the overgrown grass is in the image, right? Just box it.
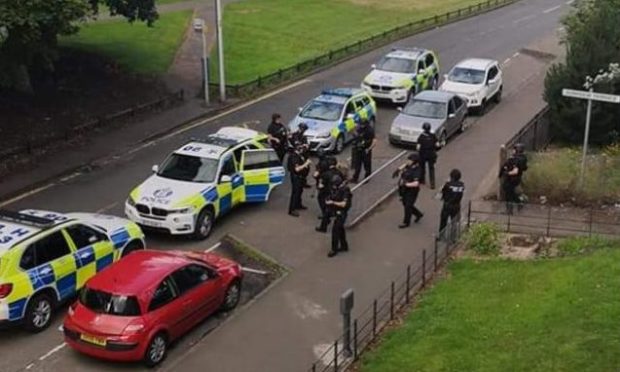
[360,245,620,372]
[61,10,192,74]
[213,0,497,84]
[523,147,620,205]
[555,235,618,257]
[463,222,501,256]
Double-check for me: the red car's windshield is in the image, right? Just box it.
[80,287,141,316]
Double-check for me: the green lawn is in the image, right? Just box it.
[360,248,620,372]
[213,0,493,84]
[61,10,192,74]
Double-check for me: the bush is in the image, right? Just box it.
[555,235,616,257]
[464,222,501,256]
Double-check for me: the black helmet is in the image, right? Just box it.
[328,156,337,167]
[407,152,420,163]
[298,122,309,131]
[513,143,525,153]
[360,119,370,126]
[450,169,462,181]
[331,174,343,187]
[422,122,431,132]
[272,113,281,122]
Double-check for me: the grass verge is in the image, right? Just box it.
[522,147,620,206]
[360,244,620,372]
[213,0,503,84]
[61,10,192,74]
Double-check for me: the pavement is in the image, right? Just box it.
[0,0,570,371]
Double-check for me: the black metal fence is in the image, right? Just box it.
[309,221,463,372]
[0,89,185,162]
[210,0,520,99]
[467,200,620,237]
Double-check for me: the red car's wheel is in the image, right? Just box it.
[143,332,168,368]
[220,280,241,312]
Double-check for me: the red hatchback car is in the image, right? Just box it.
[63,249,242,367]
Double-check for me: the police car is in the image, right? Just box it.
[361,47,440,103]
[288,88,377,154]
[0,209,145,332]
[125,126,285,239]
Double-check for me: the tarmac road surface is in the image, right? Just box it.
[0,0,570,370]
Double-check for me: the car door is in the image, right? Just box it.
[424,53,438,88]
[147,276,183,338]
[65,224,113,290]
[240,149,285,202]
[446,99,458,135]
[169,264,219,331]
[486,65,500,98]
[415,59,427,92]
[342,100,358,141]
[215,154,237,215]
[22,231,75,302]
[452,96,467,132]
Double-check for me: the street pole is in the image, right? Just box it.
[201,29,210,105]
[215,0,226,101]
[579,88,593,189]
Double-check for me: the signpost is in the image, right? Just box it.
[562,88,620,188]
[193,19,209,105]
[215,0,226,101]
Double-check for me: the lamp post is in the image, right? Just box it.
[215,0,226,101]
[193,18,209,105]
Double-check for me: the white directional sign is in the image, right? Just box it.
[562,88,620,103]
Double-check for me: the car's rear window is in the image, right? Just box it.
[80,287,141,316]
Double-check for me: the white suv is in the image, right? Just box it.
[439,58,502,114]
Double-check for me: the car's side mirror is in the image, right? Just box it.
[371,64,376,69]
[151,165,159,173]
[397,107,403,112]
[448,113,456,119]
[298,107,303,112]
[346,113,355,119]
[220,175,232,183]
[418,69,425,75]
[443,74,448,80]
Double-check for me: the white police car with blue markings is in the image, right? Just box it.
[125,126,285,239]
[0,209,144,332]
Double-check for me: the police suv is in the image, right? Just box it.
[361,47,440,104]
[0,209,144,332]
[288,88,377,154]
[125,126,285,239]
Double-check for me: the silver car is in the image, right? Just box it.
[388,90,467,147]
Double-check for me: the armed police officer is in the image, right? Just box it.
[325,174,352,257]
[438,169,465,241]
[350,119,377,184]
[416,122,440,189]
[393,152,424,228]
[268,113,290,162]
[287,143,312,217]
[291,123,312,188]
[499,145,524,215]
[315,155,343,233]
[512,143,528,205]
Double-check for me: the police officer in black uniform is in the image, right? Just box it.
[512,143,528,207]
[439,169,465,240]
[326,174,352,257]
[350,119,377,183]
[499,150,522,215]
[393,152,424,228]
[291,123,312,188]
[268,113,290,162]
[287,144,312,217]
[416,122,440,189]
[315,156,343,233]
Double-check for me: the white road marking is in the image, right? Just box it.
[503,58,511,65]
[241,266,269,275]
[512,52,520,58]
[0,184,56,208]
[543,5,561,13]
[205,242,221,253]
[286,293,328,320]
[96,201,119,213]
[25,363,35,370]
[58,324,64,332]
[566,0,574,5]
[38,343,66,361]
[513,14,537,24]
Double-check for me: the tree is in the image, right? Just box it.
[544,0,620,145]
[0,0,157,93]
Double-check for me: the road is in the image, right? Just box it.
[0,0,570,370]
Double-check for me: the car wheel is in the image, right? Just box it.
[479,99,487,115]
[24,293,55,333]
[369,116,376,129]
[220,280,242,312]
[431,75,439,90]
[193,208,214,240]
[121,240,144,258]
[495,86,503,103]
[439,131,448,148]
[334,135,345,154]
[144,333,168,368]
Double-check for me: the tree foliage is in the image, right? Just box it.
[544,0,620,145]
[0,0,157,93]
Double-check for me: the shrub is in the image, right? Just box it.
[464,222,501,256]
[555,235,616,257]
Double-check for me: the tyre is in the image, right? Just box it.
[220,280,242,312]
[143,333,168,368]
[334,135,345,154]
[24,293,55,333]
[193,208,215,240]
[121,240,144,258]
[439,131,448,148]
[479,99,487,115]
[431,75,439,90]
[369,116,376,129]
[495,86,503,103]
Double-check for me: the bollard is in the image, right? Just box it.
[340,289,354,358]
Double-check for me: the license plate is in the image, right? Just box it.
[80,333,107,347]
[141,219,162,227]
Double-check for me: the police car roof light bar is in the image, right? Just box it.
[391,47,424,54]
[0,210,56,227]
[321,88,361,98]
